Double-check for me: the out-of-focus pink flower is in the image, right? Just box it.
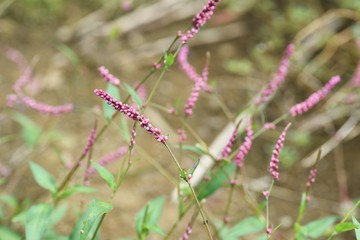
[256,44,295,105]
[17,92,73,115]
[98,66,120,86]
[177,129,187,143]
[179,225,193,240]
[218,124,238,161]
[289,75,341,116]
[264,122,276,130]
[234,120,253,168]
[269,123,291,181]
[94,89,167,143]
[82,122,97,157]
[178,0,221,44]
[306,168,317,187]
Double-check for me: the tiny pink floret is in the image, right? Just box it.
[234,120,253,168]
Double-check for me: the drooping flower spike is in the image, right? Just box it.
[98,66,120,86]
[94,89,168,143]
[234,119,253,168]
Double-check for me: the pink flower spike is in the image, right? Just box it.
[289,75,341,117]
[178,0,221,44]
[234,120,253,168]
[94,89,168,143]
[179,225,193,240]
[184,81,202,117]
[18,92,73,115]
[82,121,97,157]
[218,124,239,161]
[256,44,295,105]
[306,168,318,188]
[269,123,291,181]
[178,46,201,84]
[98,66,120,86]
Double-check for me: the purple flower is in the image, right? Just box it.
[98,66,120,86]
[289,75,341,116]
[82,122,97,157]
[17,92,73,115]
[269,123,291,181]
[256,44,295,105]
[234,120,253,168]
[178,0,221,44]
[184,81,201,117]
[306,168,317,187]
[94,89,168,143]
[218,124,239,161]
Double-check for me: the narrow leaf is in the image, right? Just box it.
[57,44,79,66]
[300,216,337,238]
[119,117,130,143]
[352,216,360,239]
[187,159,200,176]
[56,185,97,200]
[92,162,117,192]
[79,199,113,240]
[197,162,236,201]
[103,82,120,121]
[220,216,265,239]
[124,83,143,109]
[335,222,357,233]
[30,161,58,194]
[135,196,165,239]
[25,203,53,240]
[13,113,41,148]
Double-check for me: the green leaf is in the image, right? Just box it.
[12,211,27,224]
[220,216,265,240]
[12,113,41,148]
[25,203,53,240]
[49,204,68,227]
[187,159,200,176]
[78,199,113,240]
[92,162,117,192]
[300,216,337,238]
[30,161,58,194]
[57,44,79,66]
[103,82,120,121]
[0,226,21,240]
[0,194,18,209]
[335,222,357,233]
[124,83,143,109]
[119,117,130,143]
[352,216,360,239]
[178,145,207,156]
[197,162,236,201]
[164,53,174,68]
[135,196,165,239]
[56,185,97,200]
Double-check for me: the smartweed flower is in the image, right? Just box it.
[289,75,341,116]
[178,0,221,44]
[234,120,253,168]
[269,123,291,181]
[218,124,239,161]
[256,44,295,105]
[98,66,120,86]
[94,89,168,143]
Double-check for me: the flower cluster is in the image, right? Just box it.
[218,124,239,161]
[256,44,295,105]
[98,66,120,86]
[234,120,253,168]
[82,122,97,157]
[269,123,291,181]
[18,93,74,115]
[178,0,221,44]
[94,89,168,143]
[179,225,193,240]
[184,82,201,117]
[289,75,341,116]
[306,168,318,187]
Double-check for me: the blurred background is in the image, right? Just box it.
[1,0,360,239]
